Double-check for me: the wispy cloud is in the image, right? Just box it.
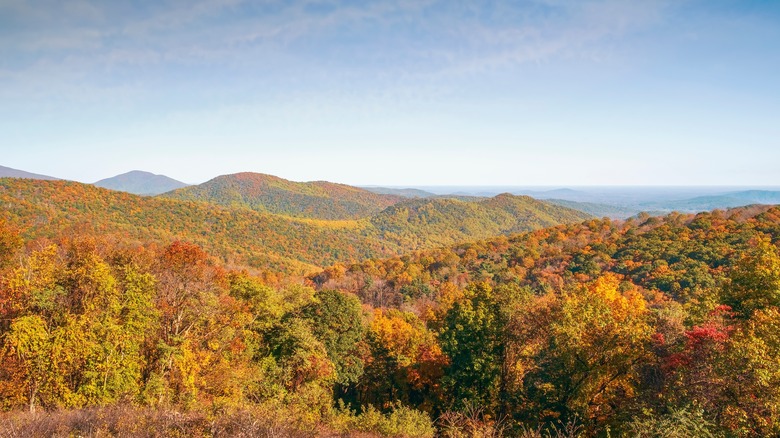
[2,0,674,72]
[0,0,764,115]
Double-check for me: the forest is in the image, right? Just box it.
[2,182,780,436]
[0,178,589,275]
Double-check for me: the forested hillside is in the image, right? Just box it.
[162,172,405,220]
[0,178,389,274]
[2,195,780,436]
[311,205,780,435]
[0,178,587,275]
[320,206,780,306]
[371,194,591,248]
[4,0,777,434]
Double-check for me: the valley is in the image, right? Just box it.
[0,174,589,274]
[1,168,779,437]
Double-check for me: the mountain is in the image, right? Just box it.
[362,187,436,198]
[321,204,780,307]
[0,177,391,274]
[369,193,591,248]
[480,193,592,228]
[546,199,640,219]
[726,190,780,204]
[0,178,592,274]
[94,170,189,195]
[522,188,588,200]
[644,195,753,212]
[638,190,780,213]
[0,164,58,180]
[162,172,405,220]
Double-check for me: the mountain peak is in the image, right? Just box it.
[94,170,189,195]
[163,172,403,220]
[0,165,59,180]
[121,170,159,177]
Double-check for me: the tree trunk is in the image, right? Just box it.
[28,380,37,414]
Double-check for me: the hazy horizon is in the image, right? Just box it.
[5,164,780,198]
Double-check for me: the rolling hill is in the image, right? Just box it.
[0,164,58,180]
[545,198,640,219]
[370,193,591,247]
[0,178,592,274]
[362,187,436,198]
[320,203,780,308]
[162,172,405,220]
[94,170,189,195]
[638,190,780,213]
[0,178,389,274]
[727,190,780,204]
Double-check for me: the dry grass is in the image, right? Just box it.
[0,405,334,438]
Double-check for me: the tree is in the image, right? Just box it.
[303,289,366,388]
[150,241,221,406]
[0,219,22,270]
[722,238,780,319]
[526,275,652,429]
[717,307,780,435]
[360,309,446,412]
[3,315,50,412]
[439,282,506,413]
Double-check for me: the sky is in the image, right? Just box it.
[1,0,779,186]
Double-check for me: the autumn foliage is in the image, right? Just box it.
[2,185,780,435]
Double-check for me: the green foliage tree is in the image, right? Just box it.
[302,289,366,388]
[439,283,506,413]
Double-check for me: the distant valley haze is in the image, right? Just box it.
[2,164,779,219]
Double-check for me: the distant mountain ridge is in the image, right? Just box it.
[162,172,406,220]
[94,170,189,195]
[370,193,591,247]
[727,190,780,204]
[519,188,780,218]
[0,165,58,180]
[638,190,780,214]
[0,177,593,273]
[362,187,436,198]
[545,199,639,219]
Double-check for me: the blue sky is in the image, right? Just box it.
[1,0,779,185]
